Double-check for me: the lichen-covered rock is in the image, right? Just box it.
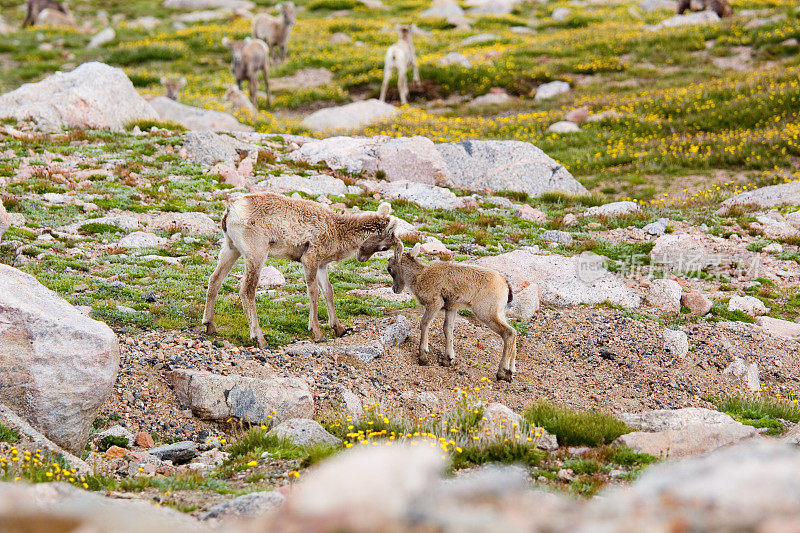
[268,419,341,447]
[149,96,252,132]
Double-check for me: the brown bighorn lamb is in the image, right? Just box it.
[379,24,421,106]
[222,37,271,107]
[22,0,70,27]
[203,193,401,347]
[387,243,517,382]
[161,76,186,101]
[252,1,296,63]
[676,0,732,17]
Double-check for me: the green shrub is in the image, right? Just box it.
[713,394,800,435]
[525,402,632,447]
[99,435,130,452]
[0,423,20,444]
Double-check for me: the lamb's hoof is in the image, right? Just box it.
[496,369,513,382]
[442,356,455,367]
[334,325,354,337]
[204,323,216,335]
[313,334,329,343]
[253,337,268,349]
[418,352,429,366]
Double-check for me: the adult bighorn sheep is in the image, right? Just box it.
[676,0,732,17]
[161,76,186,101]
[22,0,70,27]
[379,24,421,106]
[203,193,401,347]
[387,242,518,382]
[252,1,296,63]
[222,37,271,107]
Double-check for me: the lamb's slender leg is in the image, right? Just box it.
[418,304,438,365]
[240,253,268,348]
[442,307,457,366]
[203,238,241,335]
[379,65,393,103]
[317,265,347,337]
[302,256,325,342]
[477,307,516,382]
[411,55,421,85]
[262,62,271,106]
[248,73,258,107]
[397,64,409,105]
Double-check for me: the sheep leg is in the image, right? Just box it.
[379,65,392,103]
[302,258,325,342]
[411,55,421,85]
[248,74,258,108]
[478,308,516,382]
[397,63,409,105]
[317,265,348,337]
[262,61,271,106]
[240,254,268,348]
[203,238,241,335]
[418,305,438,365]
[442,307,457,366]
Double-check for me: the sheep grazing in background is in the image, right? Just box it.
[222,37,271,107]
[379,24,421,106]
[252,1,296,63]
[22,0,71,27]
[160,76,186,101]
[203,193,401,347]
[676,0,733,17]
[224,84,257,114]
[387,243,518,382]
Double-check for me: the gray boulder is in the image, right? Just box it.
[718,180,800,214]
[381,315,413,346]
[147,441,197,464]
[255,174,349,197]
[149,96,252,132]
[586,201,639,217]
[436,140,587,197]
[302,99,397,132]
[170,369,314,424]
[95,425,135,448]
[534,81,570,100]
[149,211,217,235]
[368,180,463,210]
[645,278,682,314]
[0,62,158,131]
[652,10,720,29]
[662,328,689,358]
[268,419,342,447]
[182,130,257,166]
[200,491,285,522]
[0,264,119,454]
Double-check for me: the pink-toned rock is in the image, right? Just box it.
[210,162,244,187]
[258,266,286,287]
[135,431,155,448]
[0,199,9,241]
[756,316,800,339]
[516,204,547,222]
[563,213,578,226]
[105,446,128,459]
[564,106,589,124]
[681,292,712,316]
[419,238,452,258]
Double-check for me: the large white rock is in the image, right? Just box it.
[534,81,570,100]
[507,283,540,320]
[586,201,640,217]
[149,211,217,235]
[182,130,257,166]
[0,265,120,454]
[755,316,800,339]
[476,249,641,308]
[163,0,253,9]
[645,278,682,314]
[650,233,720,272]
[301,100,397,132]
[149,96,252,132]
[420,0,466,19]
[718,181,800,214]
[87,27,115,49]
[170,369,314,424]
[652,10,720,29]
[0,62,158,131]
[118,231,168,248]
[728,295,768,317]
[615,408,759,458]
[255,174,349,197]
[436,140,587,197]
[366,180,463,210]
[268,419,342,447]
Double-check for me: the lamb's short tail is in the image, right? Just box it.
[221,205,230,234]
[505,277,513,304]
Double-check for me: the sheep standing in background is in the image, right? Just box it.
[252,2,296,63]
[203,193,401,347]
[676,0,733,17]
[224,84,257,114]
[222,37,271,107]
[379,24,421,106]
[22,0,71,27]
[387,243,518,382]
[160,76,186,101]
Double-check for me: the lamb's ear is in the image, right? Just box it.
[394,240,404,263]
[377,202,392,217]
[410,243,421,258]
[221,36,230,47]
[178,77,187,88]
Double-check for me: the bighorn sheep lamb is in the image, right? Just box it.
[252,1,296,63]
[387,243,518,382]
[676,0,732,17]
[161,76,186,101]
[22,0,71,27]
[222,37,271,107]
[225,84,257,114]
[379,24,421,106]
[203,193,401,347]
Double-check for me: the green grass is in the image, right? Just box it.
[712,394,800,435]
[525,402,632,447]
[0,423,20,444]
[450,441,546,470]
[223,427,339,474]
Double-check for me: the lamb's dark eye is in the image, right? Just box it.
[380,246,388,251]
[388,267,393,274]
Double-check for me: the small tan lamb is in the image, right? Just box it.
[387,242,518,382]
[222,36,271,107]
[252,1,296,63]
[379,24,421,106]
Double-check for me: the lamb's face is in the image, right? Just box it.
[228,40,245,69]
[387,256,404,294]
[282,2,296,24]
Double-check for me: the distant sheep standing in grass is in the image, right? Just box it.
[203,193,401,347]
[387,242,518,382]
[252,1,296,63]
[224,84,257,114]
[379,24,421,106]
[22,0,71,27]
[161,76,186,101]
[676,0,732,17]
[222,37,271,107]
